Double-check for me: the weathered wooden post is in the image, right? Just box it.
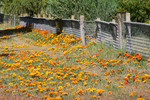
[71,15,75,20]
[126,13,131,53]
[14,15,16,26]
[34,14,37,17]
[23,13,28,17]
[111,19,118,49]
[38,14,41,18]
[118,12,126,49]
[71,15,75,35]
[80,15,85,45]
[43,14,46,18]
[48,14,51,18]
[96,18,101,43]
[118,13,123,49]
[95,18,100,39]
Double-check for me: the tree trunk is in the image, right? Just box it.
[55,19,63,35]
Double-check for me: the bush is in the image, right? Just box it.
[118,0,150,22]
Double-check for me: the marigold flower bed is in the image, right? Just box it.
[0,26,149,100]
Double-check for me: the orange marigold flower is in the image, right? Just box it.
[124,82,128,85]
[92,95,96,98]
[136,98,145,100]
[129,93,133,97]
[97,96,101,99]
[139,94,143,97]
[96,89,105,94]
[108,91,112,94]
[55,96,62,100]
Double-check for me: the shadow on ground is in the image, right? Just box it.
[0,27,32,37]
[0,53,15,57]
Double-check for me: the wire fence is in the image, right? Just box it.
[84,21,96,37]
[62,19,80,37]
[124,22,150,57]
[84,21,97,44]
[0,13,20,26]
[96,20,119,49]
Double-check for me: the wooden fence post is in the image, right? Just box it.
[38,14,41,18]
[71,15,75,20]
[80,15,85,45]
[14,15,16,26]
[117,13,123,49]
[71,15,75,35]
[23,13,28,17]
[48,14,51,18]
[96,18,101,43]
[126,13,131,53]
[43,14,46,18]
[112,19,117,49]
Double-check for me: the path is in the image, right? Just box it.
[0,35,53,55]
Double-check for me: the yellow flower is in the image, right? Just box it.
[9,82,13,86]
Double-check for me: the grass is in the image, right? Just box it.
[0,23,14,30]
[0,26,149,100]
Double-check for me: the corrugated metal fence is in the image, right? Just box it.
[124,21,150,57]
[96,20,119,49]
[20,17,81,37]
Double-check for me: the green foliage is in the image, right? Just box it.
[46,0,118,21]
[1,0,47,16]
[118,0,150,22]
[96,0,118,21]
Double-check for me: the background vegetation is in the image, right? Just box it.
[0,0,47,16]
[0,0,150,22]
[118,0,150,22]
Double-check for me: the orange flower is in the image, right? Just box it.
[137,98,145,100]
[108,91,112,94]
[124,82,128,85]
[96,89,105,95]
[112,64,115,66]
[138,58,141,60]
[64,92,68,95]
[129,93,133,97]
[139,94,143,97]
[55,96,62,100]
[97,96,101,99]
[92,95,96,98]
[76,89,83,95]
[27,93,31,96]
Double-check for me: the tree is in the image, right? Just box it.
[46,0,118,21]
[1,0,47,16]
[46,0,118,35]
[118,0,150,22]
